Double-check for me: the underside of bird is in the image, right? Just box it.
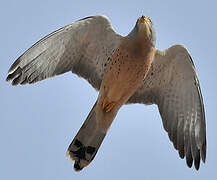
[66,31,156,170]
[6,15,206,171]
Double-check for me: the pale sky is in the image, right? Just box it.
[1,0,217,179]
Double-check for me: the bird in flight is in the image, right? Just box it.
[6,15,206,171]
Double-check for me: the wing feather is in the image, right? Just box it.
[128,45,206,170]
[6,15,121,90]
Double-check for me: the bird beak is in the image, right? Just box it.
[138,16,151,24]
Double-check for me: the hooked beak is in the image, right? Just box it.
[138,16,151,24]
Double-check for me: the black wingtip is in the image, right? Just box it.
[6,67,22,84]
[194,150,201,170]
[6,75,11,82]
[186,149,193,168]
[8,57,22,74]
[201,140,206,163]
[194,159,200,171]
[12,76,21,86]
[178,149,185,159]
[186,158,193,168]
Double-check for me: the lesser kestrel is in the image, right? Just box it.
[6,15,206,171]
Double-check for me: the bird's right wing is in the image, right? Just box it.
[6,15,121,90]
[127,45,206,170]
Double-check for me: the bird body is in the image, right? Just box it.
[6,15,206,171]
[98,33,155,127]
[100,36,155,108]
[68,18,156,170]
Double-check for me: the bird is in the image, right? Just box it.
[6,15,206,171]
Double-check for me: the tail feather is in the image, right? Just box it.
[67,102,106,171]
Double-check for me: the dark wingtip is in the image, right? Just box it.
[6,74,11,82]
[186,149,193,168]
[194,150,201,170]
[186,158,193,168]
[178,149,185,159]
[8,57,22,74]
[6,67,22,85]
[194,160,200,170]
[201,140,206,163]
[186,159,193,168]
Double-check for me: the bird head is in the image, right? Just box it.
[128,16,156,46]
[137,16,152,25]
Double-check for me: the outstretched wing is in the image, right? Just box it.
[6,15,121,90]
[128,45,206,170]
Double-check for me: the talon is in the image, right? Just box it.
[102,98,108,110]
[101,98,116,112]
[105,102,116,112]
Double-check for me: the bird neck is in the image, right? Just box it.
[122,35,154,60]
[128,23,151,42]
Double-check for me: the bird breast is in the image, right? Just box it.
[100,40,155,106]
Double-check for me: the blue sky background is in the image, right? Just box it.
[1,0,217,179]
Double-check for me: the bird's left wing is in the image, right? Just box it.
[6,15,121,90]
[127,45,206,170]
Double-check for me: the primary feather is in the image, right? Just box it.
[6,15,121,89]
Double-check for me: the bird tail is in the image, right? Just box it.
[66,101,106,171]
